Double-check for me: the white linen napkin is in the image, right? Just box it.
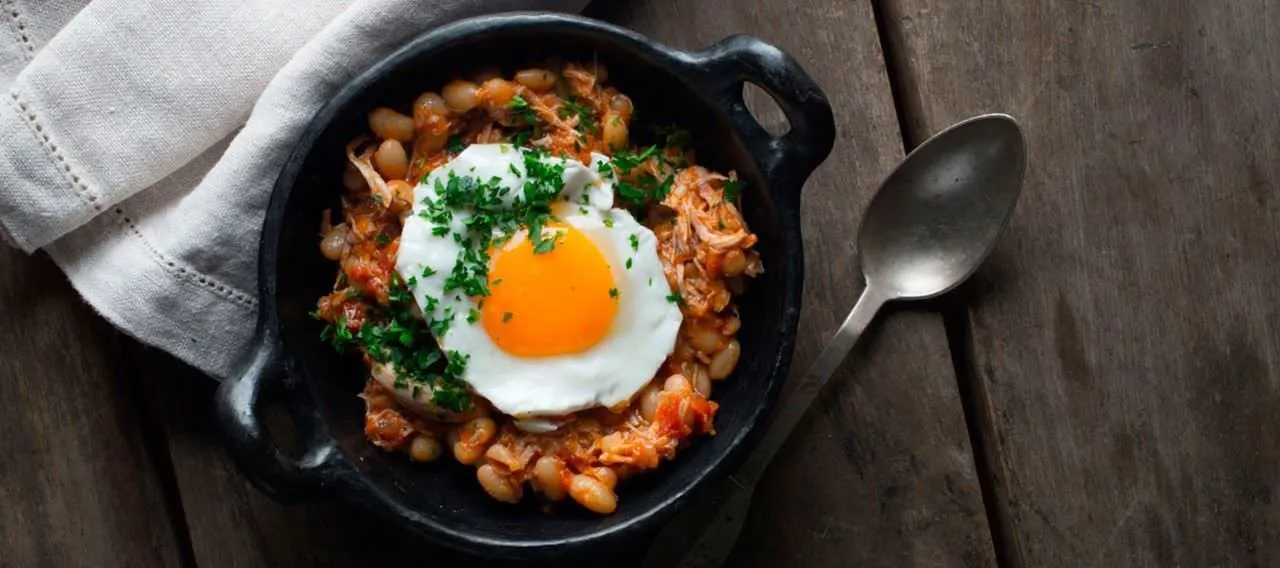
[0,0,588,379]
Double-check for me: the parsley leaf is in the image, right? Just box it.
[723,179,743,202]
[510,95,538,125]
[611,145,659,174]
[559,96,597,135]
[447,135,465,153]
[325,277,471,411]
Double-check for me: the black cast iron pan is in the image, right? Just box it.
[216,12,834,561]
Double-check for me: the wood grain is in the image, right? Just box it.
[127,348,479,568]
[876,0,1280,565]
[0,250,182,568]
[592,1,996,566]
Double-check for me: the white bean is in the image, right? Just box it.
[690,364,712,396]
[688,325,723,354]
[442,79,479,112]
[373,139,408,180]
[569,474,617,514]
[477,464,522,503]
[514,68,557,91]
[639,383,662,422]
[319,224,348,261]
[533,456,567,502]
[368,107,414,142]
[722,249,747,277]
[664,374,691,392]
[409,435,442,463]
[603,111,628,149]
[585,466,618,491]
[709,339,741,380]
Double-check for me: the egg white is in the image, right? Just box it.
[395,144,683,417]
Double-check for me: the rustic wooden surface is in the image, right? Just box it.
[0,251,182,568]
[588,1,995,566]
[877,0,1280,566]
[3,0,1279,566]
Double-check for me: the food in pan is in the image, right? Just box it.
[313,62,761,513]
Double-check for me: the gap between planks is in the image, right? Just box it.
[867,1,1016,567]
[115,338,200,568]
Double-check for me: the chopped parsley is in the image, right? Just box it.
[374,232,391,247]
[447,135,465,153]
[611,145,659,174]
[609,287,620,299]
[610,146,673,206]
[321,278,470,411]
[467,308,480,324]
[625,258,633,270]
[510,95,537,125]
[503,312,514,323]
[559,96,597,135]
[629,234,640,251]
[319,315,355,351]
[603,217,615,228]
[666,291,686,306]
[723,179,743,202]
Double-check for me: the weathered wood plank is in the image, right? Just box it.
[128,348,475,567]
[0,251,182,568]
[594,1,995,566]
[877,0,1280,565]
[132,1,995,566]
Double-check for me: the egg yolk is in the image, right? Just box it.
[481,223,618,357]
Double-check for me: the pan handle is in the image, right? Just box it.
[686,34,836,205]
[215,325,350,501]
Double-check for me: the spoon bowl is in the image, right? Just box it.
[645,113,1027,568]
[861,114,1026,299]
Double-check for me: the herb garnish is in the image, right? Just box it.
[722,179,742,202]
[510,95,538,125]
[560,96,597,135]
[321,278,470,411]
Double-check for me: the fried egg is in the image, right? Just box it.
[395,144,682,417]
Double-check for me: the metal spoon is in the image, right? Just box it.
[641,113,1027,568]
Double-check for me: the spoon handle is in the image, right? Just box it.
[733,283,887,485]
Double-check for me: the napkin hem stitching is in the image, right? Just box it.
[1,0,35,61]
[7,91,102,214]
[106,204,258,308]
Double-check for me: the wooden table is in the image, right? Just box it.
[2,0,1277,566]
